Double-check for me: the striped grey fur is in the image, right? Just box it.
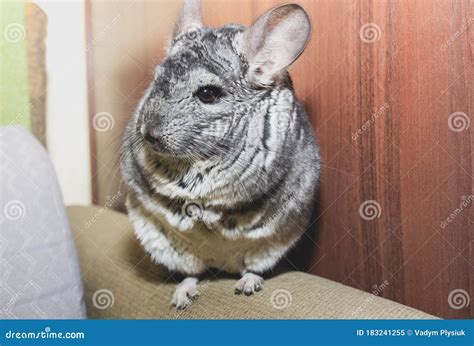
[120,1,320,308]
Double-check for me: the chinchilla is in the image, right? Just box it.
[121,0,320,309]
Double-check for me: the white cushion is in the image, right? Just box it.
[0,126,86,319]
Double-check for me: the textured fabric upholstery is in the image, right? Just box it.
[67,205,435,319]
[0,126,86,318]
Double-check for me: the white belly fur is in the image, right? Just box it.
[127,203,292,276]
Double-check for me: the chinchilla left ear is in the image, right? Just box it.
[242,4,312,86]
[173,0,203,38]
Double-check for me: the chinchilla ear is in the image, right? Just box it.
[173,0,203,38]
[242,4,311,86]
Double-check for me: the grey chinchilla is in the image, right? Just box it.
[121,0,320,309]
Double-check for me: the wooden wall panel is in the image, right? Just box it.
[87,0,473,318]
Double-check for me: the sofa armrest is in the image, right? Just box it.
[67,205,435,319]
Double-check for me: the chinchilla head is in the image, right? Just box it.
[136,0,311,160]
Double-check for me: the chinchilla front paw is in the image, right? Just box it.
[234,272,264,296]
[171,277,199,310]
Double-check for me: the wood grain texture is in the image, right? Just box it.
[86,0,473,318]
[25,2,47,146]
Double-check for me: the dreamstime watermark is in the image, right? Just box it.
[92,112,115,132]
[3,23,25,43]
[270,194,298,221]
[181,200,218,230]
[182,201,204,220]
[0,280,33,316]
[448,111,470,132]
[270,288,292,310]
[359,23,382,43]
[448,289,470,310]
[173,280,210,317]
[440,195,473,229]
[351,280,390,316]
[92,289,115,310]
[9,102,33,125]
[185,29,199,41]
[4,326,85,340]
[276,117,291,133]
[440,17,474,51]
[85,13,122,53]
[0,102,33,137]
[3,200,26,221]
[358,200,381,221]
[352,102,390,140]
[84,191,122,229]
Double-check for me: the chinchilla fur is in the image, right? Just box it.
[121,0,320,308]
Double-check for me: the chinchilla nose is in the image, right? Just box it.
[144,127,161,146]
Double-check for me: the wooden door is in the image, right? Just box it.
[86,0,473,318]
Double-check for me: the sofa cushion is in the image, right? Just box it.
[0,126,86,319]
[67,205,435,319]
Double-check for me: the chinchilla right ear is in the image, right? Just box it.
[242,4,312,86]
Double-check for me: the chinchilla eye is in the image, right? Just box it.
[195,85,222,104]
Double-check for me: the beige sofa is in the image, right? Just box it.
[68,206,434,319]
